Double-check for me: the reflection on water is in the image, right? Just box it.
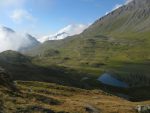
[98,73,129,88]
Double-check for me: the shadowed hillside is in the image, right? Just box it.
[0,67,16,90]
[0,50,97,89]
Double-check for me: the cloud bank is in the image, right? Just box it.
[0,26,39,52]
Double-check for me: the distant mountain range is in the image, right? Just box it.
[0,24,88,52]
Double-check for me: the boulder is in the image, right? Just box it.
[136,105,150,113]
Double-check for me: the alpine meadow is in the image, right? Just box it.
[0,0,150,113]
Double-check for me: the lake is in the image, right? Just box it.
[98,73,129,88]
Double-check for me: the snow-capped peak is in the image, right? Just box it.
[38,24,89,43]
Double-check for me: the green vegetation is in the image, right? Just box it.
[0,50,101,89]
[0,1,150,112]
[23,0,150,88]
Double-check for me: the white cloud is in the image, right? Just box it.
[0,0,36,24]
[58,24,88,36]
[10,9,36,23]
[38,24,89,43]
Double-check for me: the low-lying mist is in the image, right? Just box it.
[0,26,39,53]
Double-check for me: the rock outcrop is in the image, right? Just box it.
[136,105,150,113]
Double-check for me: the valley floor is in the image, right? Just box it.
[1,81,150,113]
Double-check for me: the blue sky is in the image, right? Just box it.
[0,0,129,37]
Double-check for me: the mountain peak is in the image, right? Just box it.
[39,24,89,42]
[125,0,150,9]
[0,26,15,33]
[86,0,150,35]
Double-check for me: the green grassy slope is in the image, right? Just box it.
[25,0,150,87]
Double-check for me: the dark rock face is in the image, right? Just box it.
[0,26,15,33]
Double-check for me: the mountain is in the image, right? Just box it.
[19,33,40,52]
[38,24,88,42]
[25,0,150,87]
[85,0,150,36]
[0,26,15,33]
[0,26,40,52]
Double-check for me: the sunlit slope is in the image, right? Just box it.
[1,80,150,113]
[25,0,150,86]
